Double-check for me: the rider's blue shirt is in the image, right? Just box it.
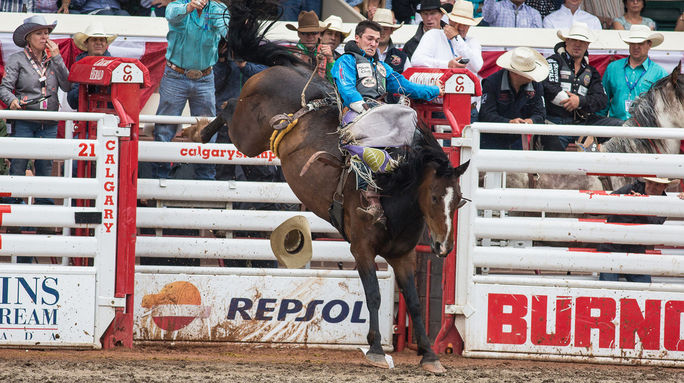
[332,41,440,107]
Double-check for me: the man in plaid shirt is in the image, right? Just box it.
[482,0,542,28]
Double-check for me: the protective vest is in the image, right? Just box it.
[551,53,592,97]
[348,51,387,100]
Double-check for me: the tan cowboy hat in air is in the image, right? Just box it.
[642,177,676,184]
[321,15,351,38]
[12,15,57,48]
[442,0,482,26]
[496,47,550,83]
[286,10,329,33]
[270,215,313,269]
[372,8,403,29]
[73,22,118,52]
[557,22,596,43]
[620,24,664,47]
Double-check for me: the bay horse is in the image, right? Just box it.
[203,0,469,373]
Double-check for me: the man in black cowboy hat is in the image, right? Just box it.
[403,0,452,59]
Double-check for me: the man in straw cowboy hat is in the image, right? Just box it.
[600,24,667,121]
[67,22,118,109]
[412,0,483,75]
[478,46,548,150]
[540,22,622,151]
[403,0,452,59]
[598,176,682,283]
[372,9,410,74]
[320,15,350,60]
[286,10,331,79]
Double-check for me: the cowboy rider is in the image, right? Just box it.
[331,19,444,226]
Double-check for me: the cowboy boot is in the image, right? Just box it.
[357,189,386,228]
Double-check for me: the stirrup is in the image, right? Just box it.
[356,205,387,228]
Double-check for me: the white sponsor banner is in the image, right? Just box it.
[0,267,96,347]
[133,272,394,348]
[465,283,684,362]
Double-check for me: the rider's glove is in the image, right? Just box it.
[350,101,366,114]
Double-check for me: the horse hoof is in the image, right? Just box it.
[421,360,446,374]
[365,352,390,369]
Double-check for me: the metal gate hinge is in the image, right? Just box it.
[98,296,126,308]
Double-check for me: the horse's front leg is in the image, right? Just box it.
[389,252,446,374]
[352,243,388,368]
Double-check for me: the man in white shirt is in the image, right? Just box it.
[543,0,602,30]
[411,0,483,75]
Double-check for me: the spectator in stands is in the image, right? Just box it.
[332,20,443,223]
[0,16,71,242]
[137,0,174,16]
[412,1,483,74]
[320,15,350,60]
[392,0,421,23]
[601,25,667,121]
[412,1,482,120]
[526,0,561,18]
[614,0,656,31]
[1,0,33,11]
[543,0,602,30]
[286,11,332,80]
[482,0,543,28]
[281,0,322,21]
[598,177,678,283]
[468,0,483,17]
[67,22,117,110]
[0,16,71,182]
[478,47,548,149]
[70,0,130,15]
[676,12,684,31]
[541,22,622,151]
[583,0,622,29]
[354,0,387,20]
[35,0,70,13]
[373,9,411,73]
[152,0,228,181]
[403,0,451,58]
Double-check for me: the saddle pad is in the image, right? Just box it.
[342,104,418,148]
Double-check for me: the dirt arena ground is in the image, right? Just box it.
[1,344,682,383]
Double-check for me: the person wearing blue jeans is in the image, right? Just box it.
[153,0,229,180]
[154,66,217,180]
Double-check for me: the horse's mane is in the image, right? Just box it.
[222,0,306,68]
[375,130,454,236]
[603,63,683,154]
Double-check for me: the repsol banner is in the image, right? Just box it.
[466,284,684,361]
[133,272,394,348]
[0,268,96,347]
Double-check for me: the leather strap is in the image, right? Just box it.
[166,61,212,78]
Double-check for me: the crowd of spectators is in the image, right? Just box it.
[1,0,682,273]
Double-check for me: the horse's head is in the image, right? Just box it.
[418,160,470,257]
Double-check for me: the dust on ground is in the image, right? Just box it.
[0,344,682,383]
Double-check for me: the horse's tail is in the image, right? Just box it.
[224,0,303,67]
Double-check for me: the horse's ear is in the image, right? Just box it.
[671,62,682,88]
[453,160,470,178]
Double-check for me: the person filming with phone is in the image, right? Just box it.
[0,16,71,188]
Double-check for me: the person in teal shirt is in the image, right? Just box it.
[601,25,667,121]
[150,0,229,181]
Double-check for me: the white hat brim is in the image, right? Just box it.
[496,49,550,83]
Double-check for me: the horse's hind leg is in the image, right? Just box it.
[354,246,388,368]
[389,253,446,374]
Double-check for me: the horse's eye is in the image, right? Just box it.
[432,196,438,204]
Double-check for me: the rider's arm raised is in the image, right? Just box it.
[384,63,440,101]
